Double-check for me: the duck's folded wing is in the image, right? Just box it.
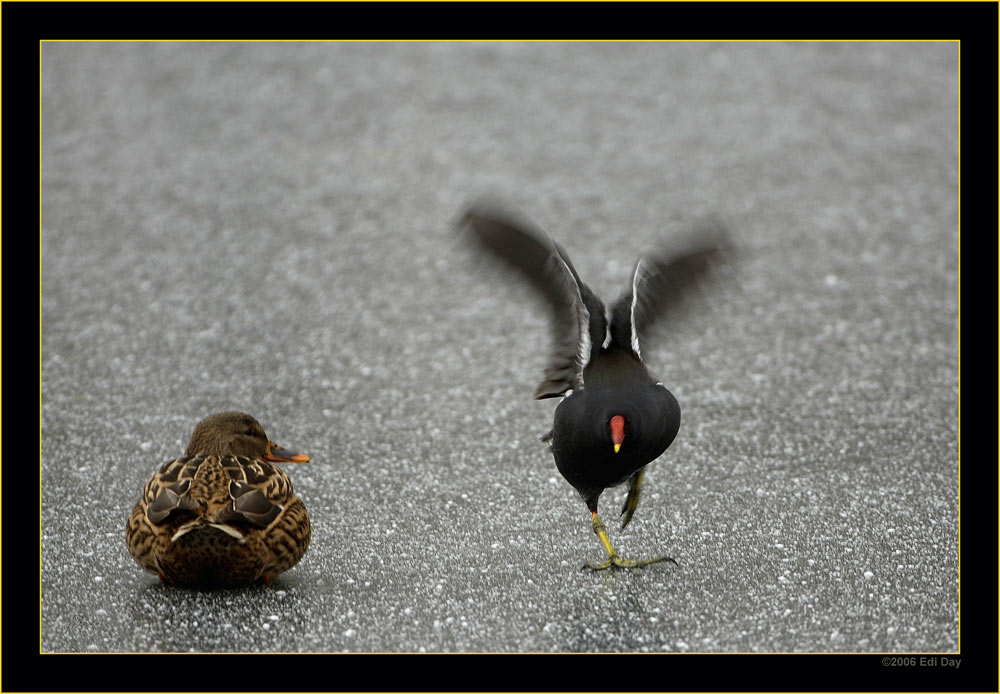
[141,455,295,530]
[214,456,296,527]
[609,222,730,359]
[459,203,606,399]
[141,457,201,524]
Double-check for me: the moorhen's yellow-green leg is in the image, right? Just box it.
[583,511,677,570]
[620,468,645,529]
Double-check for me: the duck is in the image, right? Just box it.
[126,411,311,587]
[459,202,726,570]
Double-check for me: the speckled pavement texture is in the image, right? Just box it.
[40,41,961,664]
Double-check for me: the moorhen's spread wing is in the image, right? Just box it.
[458,203,607,399]
[609,222,729,360]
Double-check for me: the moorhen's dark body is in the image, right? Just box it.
[552,350,680,511]
[460,202,724,570]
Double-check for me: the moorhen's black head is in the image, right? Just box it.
[184,411,310,462]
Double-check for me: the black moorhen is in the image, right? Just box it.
[460,202,725,570]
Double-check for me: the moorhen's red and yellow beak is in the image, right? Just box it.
[265,441,310,463]
[610,415,625,454]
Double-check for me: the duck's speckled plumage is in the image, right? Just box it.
[126,412,311,588]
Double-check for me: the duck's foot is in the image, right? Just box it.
[583,554,678,571]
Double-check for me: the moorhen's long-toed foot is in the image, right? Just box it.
[585,511,677,571]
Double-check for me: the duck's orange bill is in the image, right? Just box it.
[610,415,625,454]
[266,442,310,463]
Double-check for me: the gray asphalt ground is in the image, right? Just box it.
[40,42,959,657]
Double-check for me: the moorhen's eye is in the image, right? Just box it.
[244,428,256,436]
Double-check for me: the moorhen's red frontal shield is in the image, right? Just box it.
[610,415,625,453]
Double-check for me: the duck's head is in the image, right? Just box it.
[184,411,310,462]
